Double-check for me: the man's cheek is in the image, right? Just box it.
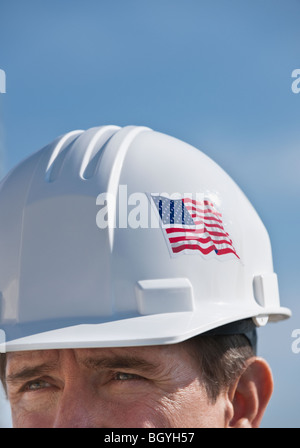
[11,406,56,428]
[113,397,174,428]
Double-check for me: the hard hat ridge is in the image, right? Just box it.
[45,126,124,183]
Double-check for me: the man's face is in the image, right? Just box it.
[5,343,230,428]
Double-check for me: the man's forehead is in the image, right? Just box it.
[6,344,184,368]
[7,349,57,364]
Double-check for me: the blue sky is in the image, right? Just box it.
[0,0,300,427]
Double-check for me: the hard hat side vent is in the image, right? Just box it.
[136,278,195,315]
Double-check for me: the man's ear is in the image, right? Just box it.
[228,357,274,428]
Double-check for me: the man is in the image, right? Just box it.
[1,335,272,428]
[0,125,291,427]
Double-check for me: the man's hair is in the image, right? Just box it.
[183,333,255,403]
[0,334,254,402]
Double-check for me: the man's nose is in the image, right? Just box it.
[52,384,108,428]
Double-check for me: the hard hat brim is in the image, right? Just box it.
[0,305,291,353]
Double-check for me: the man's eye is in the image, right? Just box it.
[114,372,142,381]
[25,380,52,391]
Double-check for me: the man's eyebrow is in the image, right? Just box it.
[6,363,58,384]
[5,355,163,383]
[81,355,161,375]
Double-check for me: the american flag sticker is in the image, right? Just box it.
[150,193,240,260]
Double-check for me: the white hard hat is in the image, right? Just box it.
[0,125,291,352]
